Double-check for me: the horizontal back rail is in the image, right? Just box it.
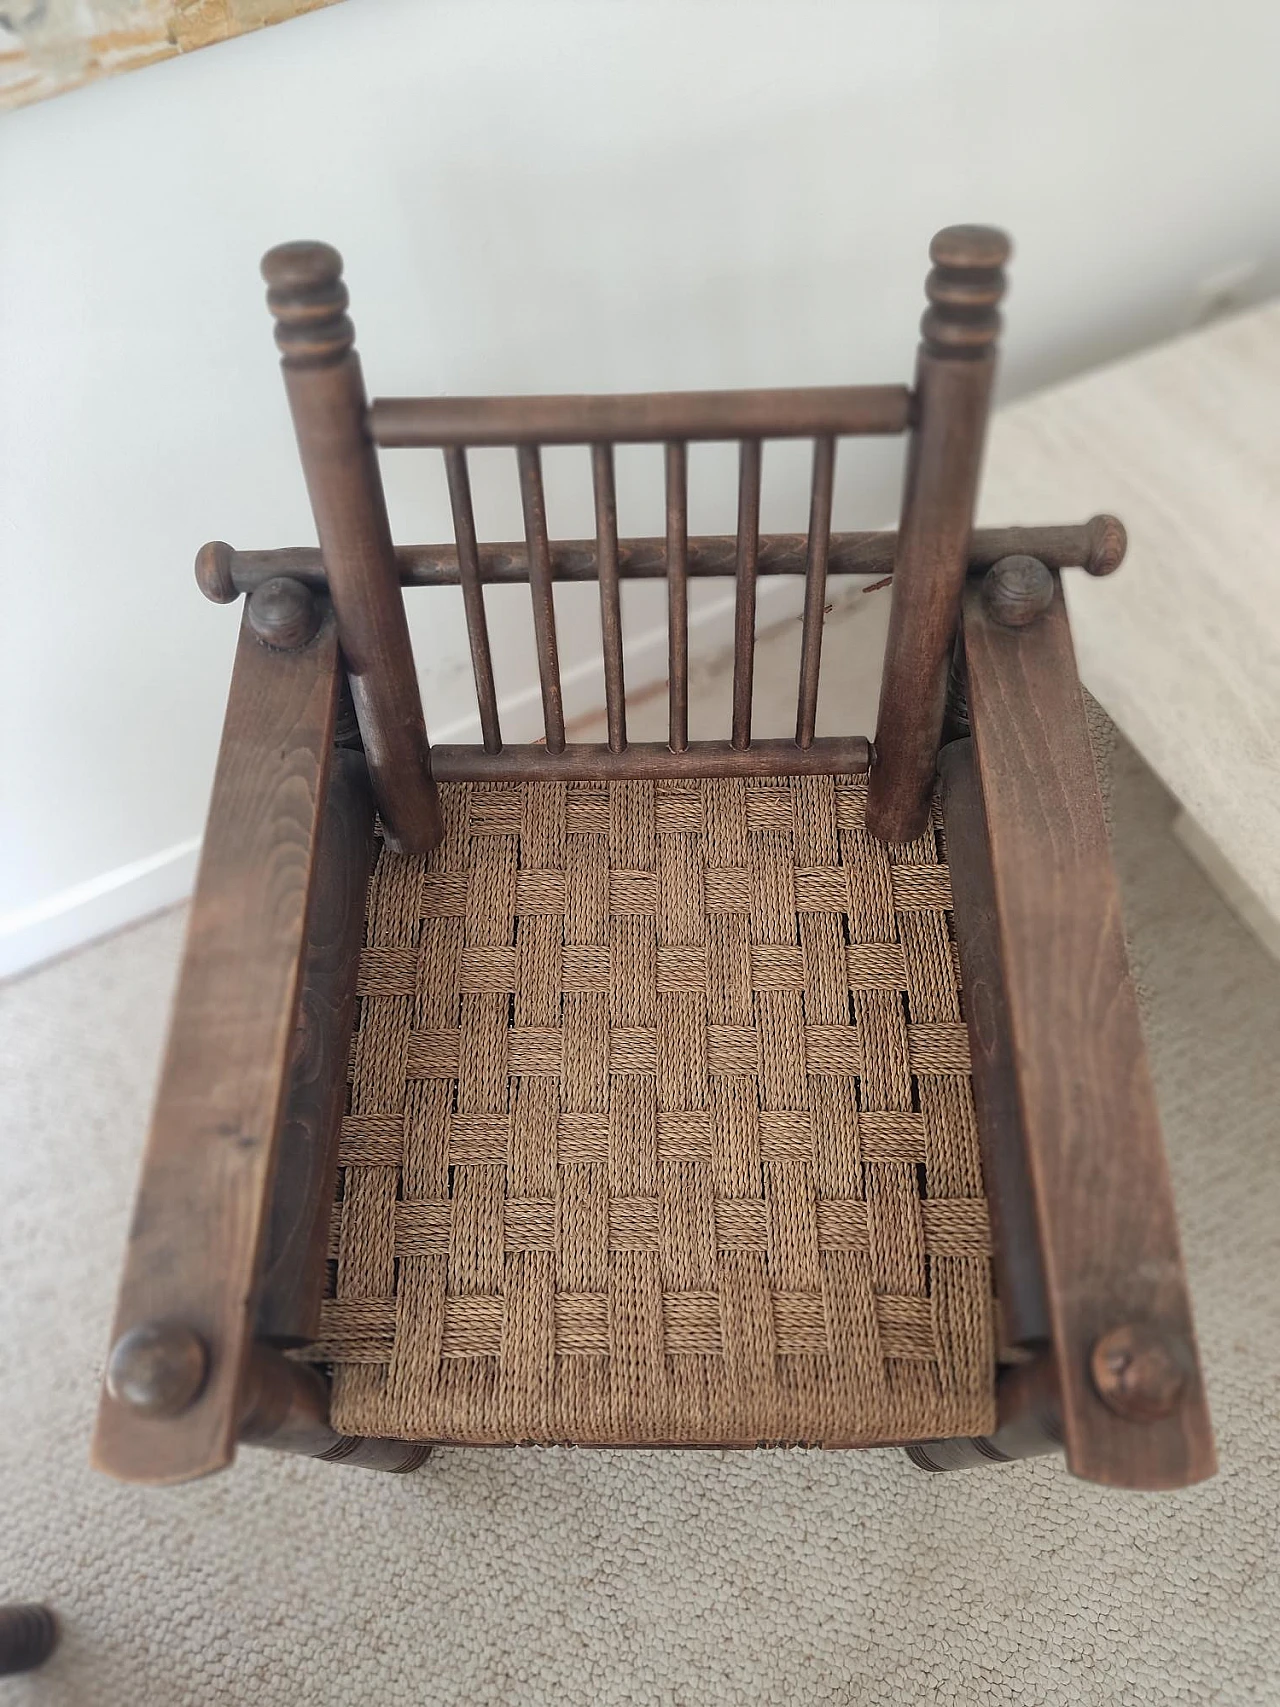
[370,385,912,446]
[207,518,1125,599]
[430,736,870,782]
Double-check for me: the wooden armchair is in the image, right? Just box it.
[92,226,1214,1492]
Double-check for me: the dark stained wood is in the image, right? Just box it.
[238,1344,430,1472]
[93,606,341,1485]
[938,738,1049,1351]
[261,241,441,857]
[370,384,911,447]
[444,446,502,753]
[431,736,870,782]
[731,438,762,750]
[981,554,1055,628]
[195,539,237,603]
[867,226,1008,843]
[1090,1324,1192,1424]
[256,747,375,1346]
[591,442,626,752]
[0,1606,59,1676]
[246,576,321,650]
[905,1355,1061,1471]
[218,516,1125,596]
[666,441,689,752]
[962,575,1215,1489]
[516,443,566,754]
[105,1321,209,1417]
[796,434,836,748]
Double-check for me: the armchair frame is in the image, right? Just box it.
[92,227,1213,1492]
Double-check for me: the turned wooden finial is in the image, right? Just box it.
[261,241,354,367]
[921,225,1011,359]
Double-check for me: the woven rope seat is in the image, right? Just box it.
[305,772,997,1447]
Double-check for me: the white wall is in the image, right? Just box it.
[4,0,1280,974]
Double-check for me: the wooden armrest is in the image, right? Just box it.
[92,603,341,1484]
[960,574,1214,1489]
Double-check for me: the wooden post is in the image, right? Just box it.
[866,226,1009,843]
[939,738,1049,1352]
[262,241,442,856]
[255,747,376,1345]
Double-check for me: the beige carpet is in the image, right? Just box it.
[3,705,1279,1703]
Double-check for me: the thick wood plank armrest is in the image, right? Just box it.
[961,577,1215,1489]
[92,605,341,1484]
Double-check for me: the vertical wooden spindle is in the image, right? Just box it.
[444,446,502,753]
[666,441,689,752]
[591,442,626,752]
[866,225,1009,842]
[731,437,762,750]
[261,242,442,855]
[796,434,836,749]
[516,443,565,753]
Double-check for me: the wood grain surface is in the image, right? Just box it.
[938,738,1049,1352]
[255,747,375,1345]
[93,609,340,1484]
[219,519,1119,597]
[962,577,1215,1489]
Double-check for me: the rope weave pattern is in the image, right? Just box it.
[308,775,995,1445]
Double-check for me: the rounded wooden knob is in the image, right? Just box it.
[982,555,1054,627]
[1085,513,1128,577]
[921,224,1010,357]
[195,540,238,605]
[1090,1324,1190,1423]
[106,1322,208,1417]
[247,576,321,650]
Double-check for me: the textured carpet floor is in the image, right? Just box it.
[3,733,1278,1706]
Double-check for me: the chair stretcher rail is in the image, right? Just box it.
[203,517,1125,602]
[430,737,871,782]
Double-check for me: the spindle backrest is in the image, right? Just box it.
[369,389,908,765]
[254,227,1010,850]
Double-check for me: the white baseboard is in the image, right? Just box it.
[0,838,200,982]
[0,577,805,981]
